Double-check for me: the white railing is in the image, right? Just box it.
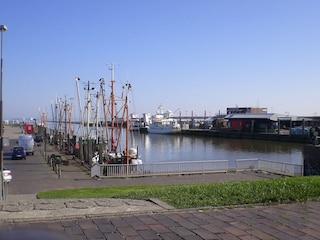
[91,159,303,178]
[235,158,303,177]
[91,160,229,178]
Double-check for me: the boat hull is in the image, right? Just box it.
[148,125,181,134]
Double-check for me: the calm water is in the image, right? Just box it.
[69,125,304,168]
[129,132,304,168]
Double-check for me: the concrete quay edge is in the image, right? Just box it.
[0,197,173,223]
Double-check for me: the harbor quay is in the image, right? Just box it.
[1,126,320,239]
[180,129,313,144]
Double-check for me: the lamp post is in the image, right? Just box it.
[0,25,7,201]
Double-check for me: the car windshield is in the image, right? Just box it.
[13,147,24,151]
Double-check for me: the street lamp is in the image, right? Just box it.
[0,24,7,201]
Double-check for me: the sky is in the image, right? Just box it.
[1,0,320,121]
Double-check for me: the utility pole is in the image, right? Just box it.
[65,95,67,154]
[0,25,7,201]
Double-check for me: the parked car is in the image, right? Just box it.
[11,146,27,160]
[3,168,12,182]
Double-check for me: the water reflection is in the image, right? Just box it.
[131,133,304,166]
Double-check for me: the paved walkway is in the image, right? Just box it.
[1,199,320,239]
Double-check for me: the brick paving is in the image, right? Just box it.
[0,201,320,239]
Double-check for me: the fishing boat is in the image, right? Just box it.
[79,64,142,171]
[101,63,142,165]
[148,105,181,134]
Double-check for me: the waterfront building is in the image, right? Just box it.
[226,107,268,115]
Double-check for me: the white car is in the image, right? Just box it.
[3,168,12,183]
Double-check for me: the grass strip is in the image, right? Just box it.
[37,176,320,209]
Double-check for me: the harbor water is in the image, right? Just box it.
[66,124,304,169]
[129,132,304,169]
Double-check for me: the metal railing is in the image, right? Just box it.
[91,160,229,178]
[235,158,303,177]
[91,158,303,178]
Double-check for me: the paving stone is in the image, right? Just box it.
[83,228,105,239]
[111,218,130,228]
[223,226,248,237]
[202,223,225,234]
[159,232,184,240]
[136,229,160,239]
[137,215,160,225]
[64,225,84,236]
[103,232,123,240]
[148,224,170,235]
[96,223,117,234]
[238,235,260,240]
[117,226,138,236]
[193,228,219,239]
[129,221,150,231]
[78,219,98,230]
[169,226,196,237]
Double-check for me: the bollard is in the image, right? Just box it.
[58,165,61,178]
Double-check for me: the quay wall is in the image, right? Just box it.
[303,145,320,176]
[180,129,313,144]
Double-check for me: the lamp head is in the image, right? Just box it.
[0,25,7,32]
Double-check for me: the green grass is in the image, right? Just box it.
[37,176,320,209]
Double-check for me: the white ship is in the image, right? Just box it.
[147,105,181,134]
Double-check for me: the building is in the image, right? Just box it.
[226,107,267,115]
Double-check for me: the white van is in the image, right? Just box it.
[19,134,34,155]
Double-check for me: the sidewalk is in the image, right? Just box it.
[1,198,320,239]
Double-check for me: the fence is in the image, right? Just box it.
[235,158,303,177]
[91,160,229,178]
[91,158,303,178]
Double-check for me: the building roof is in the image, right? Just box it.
[224,113,274,120]
[224,113,308,122]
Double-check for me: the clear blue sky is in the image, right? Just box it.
[1,0,320,121]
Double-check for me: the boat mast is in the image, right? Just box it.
[75,77,84,137]
[125,85,130,164]
[50,100,56,132]
[94,90,100,141]
[110,63,116,152]
[84,81,94,139]
[99,78,109,144]
[68,98,74,139]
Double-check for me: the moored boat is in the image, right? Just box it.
[102,64,143,165]
[85,63,143,173]
[147,105,181,134]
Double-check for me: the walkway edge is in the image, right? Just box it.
[0,198,168,223]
